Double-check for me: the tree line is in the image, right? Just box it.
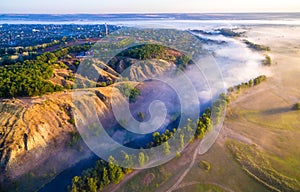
[243,40,271,52]
[227,75,267,93]
[110,44,192,72]
[1,42,92,66]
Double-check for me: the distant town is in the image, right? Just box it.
[0,24,120,47]
[0,24,120,65]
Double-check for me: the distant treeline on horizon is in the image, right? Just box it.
[1,12,300,23]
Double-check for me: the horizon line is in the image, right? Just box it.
[1,11,300,15]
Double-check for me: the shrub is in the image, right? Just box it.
[292,103,300,110]
[69,118,76,125]
[262,55,272,66]
[117,83,141,103]
[137,112,145,121]
[199,160,211,171]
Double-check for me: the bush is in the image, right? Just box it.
[137,112,145,121]
[292,103,300,110]
[67,131,82,149]
[262,55,272,66]
[117,83,141,103]
[69,118,76,125]
[199,160,211,171]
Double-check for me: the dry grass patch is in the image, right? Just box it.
[226,140,300,192]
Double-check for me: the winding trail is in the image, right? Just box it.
[165,140,201,192]
[110,170,141,192]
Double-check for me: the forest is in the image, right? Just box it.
[0,60,63,97]
[0,43,93,98]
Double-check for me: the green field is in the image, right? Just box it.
[227,140,300,192]
[174,183,225,192]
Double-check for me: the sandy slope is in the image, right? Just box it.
[0,87,116,187]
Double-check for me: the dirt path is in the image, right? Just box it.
[109,170,142,192]
[217,125,253,146]
[165,123,254,192]
[109,139,201,192]
[165,140,201,192]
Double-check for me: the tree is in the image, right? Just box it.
[248,79,253,87]
[196,120,206,138]
[153,132,161,145]
[186,118,193,132]
[219,93,230,104]
[262,55,272,66]
[137,112,145,121]
[292,103,300,110]
[102,167,110,186]
[176,55,190,69]
[138,152,145,167]
[71,176,80,192]
[107,156,124,184]
[163,141,170,156]
[122,151,133,173]
[114,166,124,184]
[227,86,234,92]
[108,156,117,182]
[180,133,185,150]
[87,178,97,192]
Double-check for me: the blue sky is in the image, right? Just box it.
[1,0,300,13]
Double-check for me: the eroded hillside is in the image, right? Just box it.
[0,41,194,192]
[0,86,122,183]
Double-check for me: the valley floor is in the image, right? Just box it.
[109,26,300,192]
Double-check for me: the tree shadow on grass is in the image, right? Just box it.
[261,107,292,115]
